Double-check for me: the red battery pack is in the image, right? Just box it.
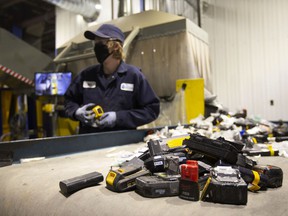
[181,160,199,182]
[179,160,200,201]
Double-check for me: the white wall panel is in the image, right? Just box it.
[56,0,115,48]
[55,1,142,48]
[202,0,288,120]
[55,8,88,48]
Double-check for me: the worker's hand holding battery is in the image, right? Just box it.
[74,103,96,125]
[97,112,116,128]
[80,105,116,128]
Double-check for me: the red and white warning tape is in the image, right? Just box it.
[0,64,34,86]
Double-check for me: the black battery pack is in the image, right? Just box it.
[144,155,166,173]
[242,147,280,157]
[179,179,200,201]
[236,153,257,169]
[253,164,283,188]
[106,166,150,192]
[183,134,243,164]
[238,166,268,190]
[144,152,186,173]
[59,171,104,195]
[202,166,247,205]
[147,139,163,156]
[136,175,179,198]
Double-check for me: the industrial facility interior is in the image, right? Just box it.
[0,0,288,215]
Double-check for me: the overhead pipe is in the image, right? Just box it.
[43,0,102,22]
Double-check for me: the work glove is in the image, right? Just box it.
[74,103,96,125]
[97,112,116,128]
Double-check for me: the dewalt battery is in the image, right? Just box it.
[92,105,104,119]
[106,166,150,192]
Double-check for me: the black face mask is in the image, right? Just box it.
[94,42,111,64]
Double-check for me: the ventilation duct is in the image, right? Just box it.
[44,0,101,22]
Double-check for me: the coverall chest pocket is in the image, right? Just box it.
[117,90,135,109]
[83,88,100,104]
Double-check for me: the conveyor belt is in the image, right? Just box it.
[0,142,287,216]
[0,129,150,162]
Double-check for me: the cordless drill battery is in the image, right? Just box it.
[92,105,104,119]
[179,160,200,201]
[59,171,104,195]
[136,175,179,198]
[253,164,283,188]
[106,165,150,192]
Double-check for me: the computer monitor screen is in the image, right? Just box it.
[34,72,72,96]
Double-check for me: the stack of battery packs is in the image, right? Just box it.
[103,135,283,206]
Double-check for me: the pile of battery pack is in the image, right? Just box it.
[59,109,286,203]
[104,109,286,205]
[105,135,283,205]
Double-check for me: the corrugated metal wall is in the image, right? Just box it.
[202,0,288,120]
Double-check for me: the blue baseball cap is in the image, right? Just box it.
[84,24,125,43]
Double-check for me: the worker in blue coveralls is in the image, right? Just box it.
[64,24,160,134]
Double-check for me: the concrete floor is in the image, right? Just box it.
[0,142,287,216]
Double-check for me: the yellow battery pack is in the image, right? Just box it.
[92,105,104,119]
[106,166,150,192]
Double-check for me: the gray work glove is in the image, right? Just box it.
[97,111,116,128]
[74,103,96,125]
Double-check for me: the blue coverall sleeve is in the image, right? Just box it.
[64,75,83,120]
